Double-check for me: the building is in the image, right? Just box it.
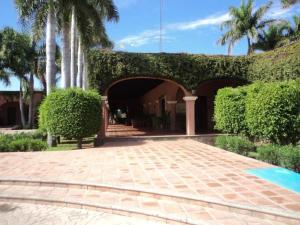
[0,91,44,127]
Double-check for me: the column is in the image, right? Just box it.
[96,96,108,145]
[167,101,177,131]
[183,96,198,136]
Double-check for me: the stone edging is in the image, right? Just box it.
[0,178,299,224]
[0,196,207,225]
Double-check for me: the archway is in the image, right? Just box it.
[194,78,247,133]
[103,77,191,137]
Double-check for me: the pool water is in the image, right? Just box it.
[246,168,300,193]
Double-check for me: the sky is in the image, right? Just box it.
[0,0,299,90]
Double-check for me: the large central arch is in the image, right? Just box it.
[101,77,198,137]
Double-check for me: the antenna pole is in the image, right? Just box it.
[160,0,163,52]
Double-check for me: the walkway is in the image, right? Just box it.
[106,124,184,137]
[0,139,299,224]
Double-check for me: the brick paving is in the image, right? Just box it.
[0,202,164,225]
[0,138,299,224]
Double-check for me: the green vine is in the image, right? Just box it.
[88,41,300,92]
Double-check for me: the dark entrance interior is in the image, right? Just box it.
[108,78,164,125]
[7,107,17,125]
[195,96,208,132]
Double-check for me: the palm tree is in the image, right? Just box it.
[72,0,119,89]
[15,0,57,96]
[281,0,300,7]
[252,23,287,51]
[218,0,273,55]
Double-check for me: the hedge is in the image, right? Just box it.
[39,88,102,149]
[88,41,300,92]
[246,81,300,144]
[257,145,300,173]
[214,87,248,135]
[215,136,256,156]
[0,132,47,152]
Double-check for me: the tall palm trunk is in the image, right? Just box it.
[82,51,88,90]
[19,79,26,128]
[77,37,83,88]
[247,36,253,55]
[28,72,34,128]
[61,22,71,88]
[46,4,57,146]
[70,6,77,87]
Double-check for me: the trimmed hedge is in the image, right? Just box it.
[246,81,300,144]
[39,88,102,149]
[214,87,248,135]
[0,132,47,152]
[215,136,256,156]
[88,41,300,92]
[257,145,300,172]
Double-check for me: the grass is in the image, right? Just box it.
[46,137,95,151]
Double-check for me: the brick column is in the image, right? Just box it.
[183,96,198,136]
[96,96,108,145]
[167,101,177,131]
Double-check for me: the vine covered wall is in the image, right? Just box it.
[88,40,300,92]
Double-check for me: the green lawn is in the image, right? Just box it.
[46,137,95,151]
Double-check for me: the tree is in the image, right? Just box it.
[218,0,273,55]
[253,23,287,51]
[15,0,58,145]
[69,0,119,89]
[281,0,300,7]
[39,88,102,149]
[0,27,34,128]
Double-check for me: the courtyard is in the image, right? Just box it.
[0,138,299,224]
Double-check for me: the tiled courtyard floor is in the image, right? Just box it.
[0,202,163,225]
[0,139,299,224]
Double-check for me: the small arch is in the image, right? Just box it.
[194,78,248,133]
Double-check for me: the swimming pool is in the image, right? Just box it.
[247,167,300,193]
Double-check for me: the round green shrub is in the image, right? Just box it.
[246,81,300,144]
[39,88,102,148]
[214,87,248,135]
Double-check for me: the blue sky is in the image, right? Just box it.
[0,0,299,90]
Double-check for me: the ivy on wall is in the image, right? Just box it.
[88,41,300,92]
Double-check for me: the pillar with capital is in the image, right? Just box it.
[167,101,177,131]
[183,96,198,136]
[96,96,109,146]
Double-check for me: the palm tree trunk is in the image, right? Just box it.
[61,22,71,88]
[46,4,57,147]
[247,36,253,55]
[70,6,77,87]
[19,79,26,128]
[77,37,83,88]
[82,51,88,90]
[28,73,34,128]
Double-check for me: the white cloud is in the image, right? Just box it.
[167,13,230,31]
[118,29,171,48]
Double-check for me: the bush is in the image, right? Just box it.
[0,135,10,152]
[215,136,256,156]
[256,145,281,165]
[10,139,47,152]
[214,87,248,135]
[246,81,300,144]
[39,88,102,149]
[257,145,300,173]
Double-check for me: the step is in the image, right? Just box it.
[0,179,299,225]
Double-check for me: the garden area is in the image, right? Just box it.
[214,80,300,173]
